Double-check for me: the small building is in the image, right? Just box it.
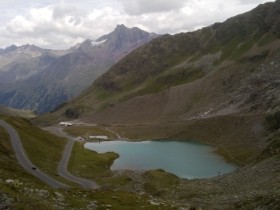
[59,122,73,126]
[89,135,108,140]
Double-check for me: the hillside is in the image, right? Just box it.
[0,105,36,119]
[0,25,158,114]
[47,1,280,122]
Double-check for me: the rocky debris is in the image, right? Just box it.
[178,207,199,210]
[87,201,97,209]
[0,178,71,209]
[239,57,280,113]
[149,200,160,206]
[173,155,280,209]
[54,191,64,199]
[21,187,49,199]
[4,179,23,189]
[37,189,49,198]
[5,179,14,185]
[54,191,65,206]
[0,193,14,209]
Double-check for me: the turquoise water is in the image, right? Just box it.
[84,140,236,179]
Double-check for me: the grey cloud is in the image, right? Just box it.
[0,0,274,49]
[237,0,273,4]
[52,4,86,19]
[120,0,187,15]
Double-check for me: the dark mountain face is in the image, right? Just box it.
[0,25,158,114]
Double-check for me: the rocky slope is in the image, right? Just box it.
[0,25,158,114]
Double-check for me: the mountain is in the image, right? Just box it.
[54,1,280,121]
[96,24,158,52]
[0,25,158,113]
[0,54,57,87]
[0,44,68,89]
[38,0,280,165]
[0,44,67,69]
[5,2,280,209]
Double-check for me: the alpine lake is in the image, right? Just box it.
[84,140,236,179]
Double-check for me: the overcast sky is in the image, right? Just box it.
[0,0,273,49]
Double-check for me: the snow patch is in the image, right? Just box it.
[91,39,106,46]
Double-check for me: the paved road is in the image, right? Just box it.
[46,126,100,189]
[58,139,100,189]
[0,120,68,189]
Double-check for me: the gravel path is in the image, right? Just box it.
[105,127,122,139]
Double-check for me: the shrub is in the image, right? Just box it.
[64,108,80,119]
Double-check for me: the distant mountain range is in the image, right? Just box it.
[0,24,158,113]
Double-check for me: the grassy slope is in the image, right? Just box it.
[0,116,69,183]
[0,119,59,209]
[68,142,119,180]
[67,142,179,209]
[1,116,176,209]
[0,105,36,119]
[0,127,44,185]
[143,169,180,197]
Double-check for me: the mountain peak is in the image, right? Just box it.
[95,24,158,51]
[115,24,127,30]
[0,45,18,54]
[113,24,146,35]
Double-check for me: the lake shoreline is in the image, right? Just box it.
[84,140,236,179]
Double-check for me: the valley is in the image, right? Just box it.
[0,0,280,209]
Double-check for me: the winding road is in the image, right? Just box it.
[0,120,68,189]
[45,126,100,189]
[58,139,100,189]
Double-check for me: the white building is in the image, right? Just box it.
[89,135,108,140]
[59,122,73,126]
